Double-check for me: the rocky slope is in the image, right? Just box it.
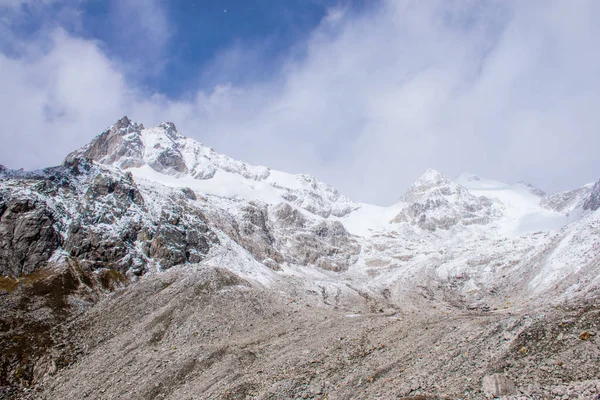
[390,169,498,230]
[1,117,600,399]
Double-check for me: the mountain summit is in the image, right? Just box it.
[66,117,358,218]
[65,116,267,180]
[392,169,497,230]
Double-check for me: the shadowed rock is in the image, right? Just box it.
[0,198,61,276]
[583,180,600,211]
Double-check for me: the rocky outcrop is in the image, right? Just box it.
[583,180,600,211]
[284,220,360,271]
[146,208,218,269]
[228,203,284,268]
[270,203,360,272]
[541,185,593,213]
[542,179,600,213]
[0,198,61,276]
[518,181,546,197]
[392,169,496,231]
[147,146,188,176]
[273,203,307,228]
[0,159,220,276]
[65,117,145,169]
[279,174,359,218]
[209,202,360,272]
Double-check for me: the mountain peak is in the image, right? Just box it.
[158,121,182,140]
[417,168,446,183]
[116,115,131,127]
[61,118,358,218]
[401,169,453,202]
[159,121,177,131]
[114,116,144,132]
[393,168,497,230]
[64,117,145,169]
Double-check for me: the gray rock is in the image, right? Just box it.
[0,198,61,276]
[0,159,220,276]
[541,184,593,212]
[583,180,600,211]
[181,187,197,201]
[147,146,188,176]
[282,220,360,272]
[274,203,307,228]
[236,203,284,265]
[482,374,516,397]
[392,169,496,231]
[147,207,217,269]
[65,116,145,169]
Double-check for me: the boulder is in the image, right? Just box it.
[482,374,516,397]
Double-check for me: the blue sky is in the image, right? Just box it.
[6,0,369,96]
[1,1,600,204]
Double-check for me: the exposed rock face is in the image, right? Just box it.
[541,185,593,213]
[0,198,61,276]
[148,145,188,176]
[271,203,360,272]
[518,181,546,197]
[208,201,360,272]
[288,221,360,271]
[0,158,220,276]
[213,202,284,269]
[146,208,217,269]
[273,203,306,228]
[65,116,145,169]
[279,174,359,218]
[392,169,497,231]
[583,180,600,211]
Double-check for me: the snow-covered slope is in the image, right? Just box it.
[455,173,568,235]
[66,117,358,218]
[1,116,598,308]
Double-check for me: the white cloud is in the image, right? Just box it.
[1,0,599,204]
[0,29,130,167]
[108,0,171,74]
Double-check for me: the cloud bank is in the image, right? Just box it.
[1,0,599,204]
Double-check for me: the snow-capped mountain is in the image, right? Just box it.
[389,169,498,231]
[65,116,358,218]
[3,117,600,398]
[2,116,600,304]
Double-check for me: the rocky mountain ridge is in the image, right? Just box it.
[1,117,600,399]
[65,116,358,219]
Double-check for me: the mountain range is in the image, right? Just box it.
[1,117,599,399]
